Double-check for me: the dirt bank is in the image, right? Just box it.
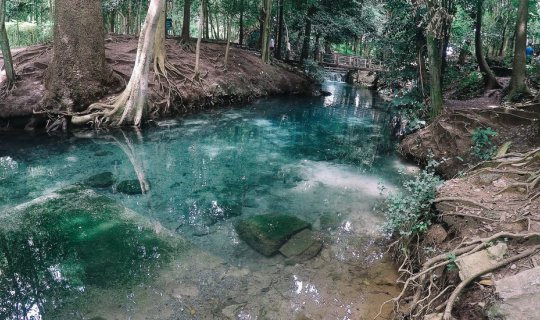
[393,101,540,319]
[0,35,311,127]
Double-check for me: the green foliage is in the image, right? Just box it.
[471,127,498,160]
[446,252,457,271]
[381,159,442,238]
[451,68,485,99]
[5,21,52,47]
[391,87,429,133]
[303,59,326,83]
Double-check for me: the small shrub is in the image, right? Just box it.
[454,70,484,99]
[303,59,326,83]
[471,127,497,161]
[381,159,442,238]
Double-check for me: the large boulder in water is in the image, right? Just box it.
[84,172,115,188]
[117,179,144,195]
[235,214,310,256]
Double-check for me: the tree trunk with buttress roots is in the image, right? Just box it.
[0,0,15,87]
[72,0,166,127]
[43,0,117,113]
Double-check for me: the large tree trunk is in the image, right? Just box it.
[181,0,191,41]
[300,5,316,63]
[0,0,15,87]
[509,0,529,98]
[475,0,501,90]
[72,0,165,127]
[427,34,443,117]
[43,0,116,113]
[261,0,272,63]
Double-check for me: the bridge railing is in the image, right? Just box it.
[317,53,382,70]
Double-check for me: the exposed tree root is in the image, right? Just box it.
[442,245,540,320]
[434,197,492,210]
[377,232,540,319]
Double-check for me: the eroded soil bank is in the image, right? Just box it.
[397,101,540,319]
[0,35,311,128]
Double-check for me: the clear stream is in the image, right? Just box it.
[0,83,415,320]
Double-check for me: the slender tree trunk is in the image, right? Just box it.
[127,2,132,34]
[136,0,142,34]
[275,0,283,59]
[498,22,507,57]
[224,15,231,67]
[239,0,244,45]
[509,0,529,98]
[109,11,116,33]
[194,0,204,75]
[44,0,116,113]
[313,33,320,60]
[475,0,501,89]
[261,0,272,63]
[300,5,316,62]
[181,0,191,41]
[203,0,209,39]
[427,34,443,117]
[0,0,15,87]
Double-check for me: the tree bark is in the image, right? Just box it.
[224,15,231,67]
[194,0,204,75]
[275,0,284,59]
[72,0,166,127]
[0,0,15,87]
[181,0,191,40]
[239,0,244,45]
[509,0,529,98]
[44,0,116,113]
[261,0,272,63]
[300,5,316,62]
[475,0,501,90]
[203,0,209,39]
[427,34,443,117]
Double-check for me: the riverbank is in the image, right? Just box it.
[393,98,540,319]
[0,34,311,129]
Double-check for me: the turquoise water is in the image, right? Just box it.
[0,83,411,319]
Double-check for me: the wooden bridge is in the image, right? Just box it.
[316,53,383,71]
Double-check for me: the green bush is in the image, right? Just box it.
[6,21,52,47]
[381,159,442,238]
[303,59,326,83]
[454,70,484,99]
[471,127,497,161]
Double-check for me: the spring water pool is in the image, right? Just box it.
[0,83,412,319]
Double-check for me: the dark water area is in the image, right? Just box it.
[0,83,415,319]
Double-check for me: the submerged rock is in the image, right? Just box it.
[235,214,310,256]
[279,229,323,263]
[319,213,343,231]
[117,179,144,195]
[0,185,188,299]
[84,172,115,188]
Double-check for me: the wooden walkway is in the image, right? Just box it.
[316,53,382,71]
